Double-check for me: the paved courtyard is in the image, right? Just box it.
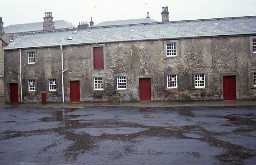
[0,106,256,165]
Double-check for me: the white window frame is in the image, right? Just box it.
[166,41,177,57]
[194,74,205,89]
[94,77,104,90]
[252,38,256,53]
[167,74,177,89]
[253,72,256,87]
[28,80,36,92]
[117,76,127,90]
[49,79,57,92]
[27,51,36,64]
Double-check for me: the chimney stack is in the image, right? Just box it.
[0,17,3,35]
[78,21,89,30]
[89,17,94,27]
[161,6,169,23]
[43,12,55,32]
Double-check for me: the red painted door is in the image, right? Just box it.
[139,78,151,101]
[70,81,80,102]
[10,83,19,104]
[223,76,236,100]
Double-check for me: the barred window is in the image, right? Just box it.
[253,72,256,87]
[94,77,104,90]
[28,51,36,64]
[28,80,36,91]
[167,74,177,88]
[166,42,177,57]
[49,79,57,92]
[117,76,127,90]
[194,74,205,89]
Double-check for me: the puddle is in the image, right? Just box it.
[74,127,147,137]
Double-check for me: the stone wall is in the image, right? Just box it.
[4,35,256,103]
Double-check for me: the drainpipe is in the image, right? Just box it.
[19,48,22,103]
[60,45,65,103]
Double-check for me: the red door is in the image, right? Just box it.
[9,83,19,104]
[223,76,236,100]
[70,81,80,102]
[139,78,151,101]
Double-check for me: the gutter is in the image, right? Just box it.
[60,45,65,103]
[19,48,22,103]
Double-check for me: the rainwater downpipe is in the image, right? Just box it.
[19,48,22,103]
[60,45,65,103]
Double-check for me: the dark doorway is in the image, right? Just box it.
[70,81,80,102]
[9,83,19,104]
[139,78,151,101]
[223,76,236,100]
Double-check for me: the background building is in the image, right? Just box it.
[4,7,256,103]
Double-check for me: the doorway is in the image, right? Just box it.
[223,76,236,100]
[70,81,80,102]
[139,78,151,101]
[9,83,19,104]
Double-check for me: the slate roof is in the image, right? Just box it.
[4,20,73,34]
[5,16,256,50]
[96,18,157,27]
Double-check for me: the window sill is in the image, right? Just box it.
[165,55,177,58]
[167,87,178,89]
[94,89,104,91]
[28,63,36,65]
[49,90,57,92]
[117,88,127,91]
[194,87,206,89]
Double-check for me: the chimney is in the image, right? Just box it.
[77,21,89,30]
[43,12,55,32]
[89,17,94,27]
[0,17,3,35]
[146,12,150,18]
[161,6,169,23]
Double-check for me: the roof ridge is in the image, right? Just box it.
[5,20,71,27]
[167,15,256,24]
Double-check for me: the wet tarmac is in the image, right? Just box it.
[0,106,256,165]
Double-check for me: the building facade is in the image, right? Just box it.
[0,38,5,97]
[4,9,256,103]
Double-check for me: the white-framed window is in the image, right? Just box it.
[49,79,57,92]
[167,74,177,88]
[166,42,177,57]
[194,74,205,89]
[117,76,127,90]
[253,72,256,87]
[94,77,104,90]
[252,38,256,53]
[28,80,36,91]
[27,51,36,64]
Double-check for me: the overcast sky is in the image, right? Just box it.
[1,0,256,26]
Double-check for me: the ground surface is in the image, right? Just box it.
[0,106,256,165]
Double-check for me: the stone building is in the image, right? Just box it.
[4,7,256,103]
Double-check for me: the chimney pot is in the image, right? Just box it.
[0,17,3,34]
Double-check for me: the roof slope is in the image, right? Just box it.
[96,18,157,27]
[5,16,256,50]
[4,20,73,33]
